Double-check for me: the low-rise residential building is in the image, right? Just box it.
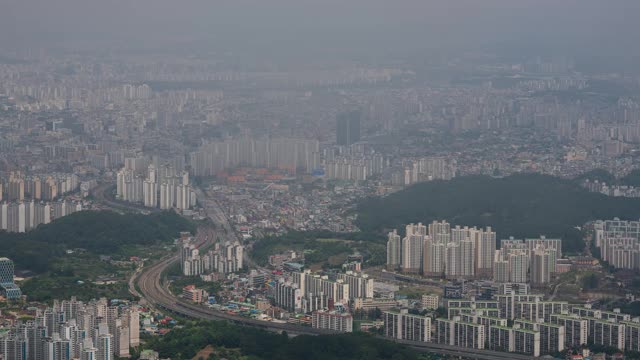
[182,285,207,303]
[421,294,439,310]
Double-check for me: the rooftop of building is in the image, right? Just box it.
[314,310,352,317]
[513,327,539,334]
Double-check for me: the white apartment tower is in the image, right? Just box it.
[386,230,402,270]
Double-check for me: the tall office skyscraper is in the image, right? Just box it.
[0,257,21,299]
[0,257,15,283]
[336,110,361,146]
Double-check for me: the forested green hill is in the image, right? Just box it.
[0,210,194,273]
[357,174,640,252]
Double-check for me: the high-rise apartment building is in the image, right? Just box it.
[1,298,139,360]
[384,309,431,342]
[624,320,640,352]
[512,325,541,357]
[423,236,446,276]
[386,230,402,270]
[525,236,562,258]
[312,310,353,333]
[586,317,625,350]
[435,317,485,349]
[531,245,556,286]
[513,319,565,354]
[488,325,514,353]
[336,271,374,299]
[401,234,425,273]
[273,279,302,312]
[389,220,495,280]
[550,314,588,349]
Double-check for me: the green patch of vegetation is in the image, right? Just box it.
[620,169,640,187]
[357,174,640,253]
[554,284,581,302]
[396,286,427,299]
[143,320,422,360]
[251,231,385,268]
[47,252,127,280]
[0,210,193,302]
[20,275,133,303]
[581,272,600,290]
[0,210,194,273]
[622,301,640,316]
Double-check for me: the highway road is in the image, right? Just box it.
[92,182,160,213]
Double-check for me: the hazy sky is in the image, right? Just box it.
[2,0,639,58]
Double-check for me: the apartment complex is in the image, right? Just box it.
[493,236,561,286]
[595,219,640,269]
[0,297,139,360]
[189,138,321,177]
[117,162,196,211]
[386,220,496,279]
[181,235,244,276]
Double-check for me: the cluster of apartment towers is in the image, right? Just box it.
[0,171,82,233]
[116,162,196,211]
[387,221,561,286]
[273,269,373,315]
[180,234,244,276]
[189,138,321,177]
[596,218,640,270]
[0,297,139,360]
[384,295,640,357]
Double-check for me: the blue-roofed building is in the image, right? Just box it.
[283,262,305,272]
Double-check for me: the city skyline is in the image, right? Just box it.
[3,1,640,359]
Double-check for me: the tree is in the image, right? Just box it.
[582,273,599,290]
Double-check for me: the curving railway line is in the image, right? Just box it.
[134,254,535,360]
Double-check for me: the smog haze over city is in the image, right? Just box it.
[4,1,640,360]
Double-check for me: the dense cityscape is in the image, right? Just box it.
[3,1,640,360]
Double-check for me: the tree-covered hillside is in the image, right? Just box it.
[0,210,195,273]
[356,174,640,252]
